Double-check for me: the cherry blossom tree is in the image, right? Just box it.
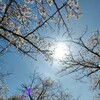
[0,0,82,60]
[59,30,100,98]
[0,82,9,100]
[20,72,74,100]
[0,73,75,100]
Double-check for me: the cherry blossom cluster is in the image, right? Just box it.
[88,31,100,61]
[0,80,27,99]
[88,31,100,47]
[0,0,82,36]
[24,0,53,6]
[0,0,52,35]
[0,82,9,99]
[0,0,83,60]
[0,2,6,12]
[66,0,83,20]
[0,0,54,49]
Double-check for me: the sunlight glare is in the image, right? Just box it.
[53,42,68,60]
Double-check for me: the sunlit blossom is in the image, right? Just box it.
[24,0,30,3]
[38,39,44,45]
[58,16,62,23]
[25,12,32,18]
[88,31,100,47]
[0,3,6,12]
[30,0,34,4]
[50,17,54,22]
[66,0,82,20]
[17,42,22,48]
[33,35,38,39]
[9,21,15,27]
[74,1,79,7]
[36,0,41,2]
[14,26,21,34]
[66,14,71,19]
[39,9,46,16]
[47,0,53,6]
[43,16,46,21]
[76,6,80,11]
[26,20,31,26]
[36,20,42,26]
[67,0,74,5]
[74,15,79,20]
[33,14,37,19]
[17,3,22,8]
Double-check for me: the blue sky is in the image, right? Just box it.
[0,0,100,99]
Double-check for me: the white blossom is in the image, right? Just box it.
[66,14,71,19]
[58,16,62,23]
[0,3,6,12]
[24,0,30,3]
[36,20,42,26]
[17,42,22,48]
[26,20,31,26]
[30,0,34,4]
[25,12,32,18]
[33,14,37,19]
[39,9,46,16]
[74,1,79,7]
[74,15,79,20]
[9,21,15,27]
[47,0,53,6]
[36,0,41,3]
[14,26,21,34]
[43,16,46,21]
[50,17,54,22]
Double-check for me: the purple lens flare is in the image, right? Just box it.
[26,89,31,95]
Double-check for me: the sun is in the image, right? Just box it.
[52,42,68,60]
